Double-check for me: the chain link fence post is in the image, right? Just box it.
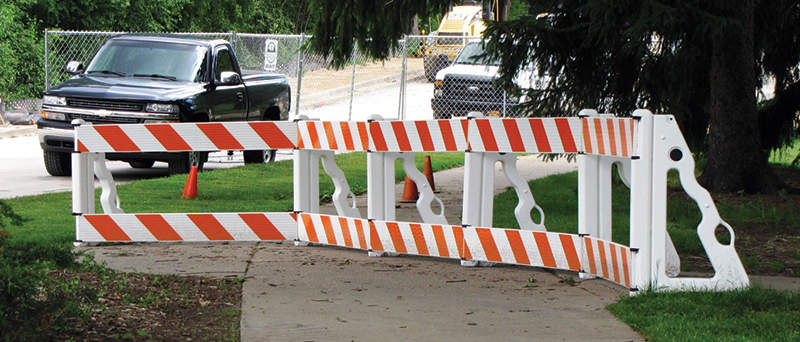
[294,33,306,120]
[44,29,50,91]
[398,36,408,120]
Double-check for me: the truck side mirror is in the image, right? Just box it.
[65,61,84,75]
[218,71,242,85]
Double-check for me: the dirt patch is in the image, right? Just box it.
[52,270,242,341]
[677,167,800,277]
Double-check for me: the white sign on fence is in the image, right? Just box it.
[264,39,278,71]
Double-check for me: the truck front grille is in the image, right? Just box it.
[67,98,143,112]
[442,74,505,103]
[67,113,142,124]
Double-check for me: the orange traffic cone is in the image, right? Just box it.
[422,155,436,193]
[399,175,418,203]
[182,166,198,199]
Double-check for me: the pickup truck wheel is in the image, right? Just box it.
[243,150,277,164]
[169,152,206,175]
[129,160,155,169]
[44,150,71,176]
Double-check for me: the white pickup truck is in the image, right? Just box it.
[430,41,547,119]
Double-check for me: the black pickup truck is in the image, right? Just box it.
[38,34,291,175]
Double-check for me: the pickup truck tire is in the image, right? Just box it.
[168,152,207,175]
[129,160,156,169]
[243,150,277,164]
[44,150,72,176]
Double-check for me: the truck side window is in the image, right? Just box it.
[215,48,235,81]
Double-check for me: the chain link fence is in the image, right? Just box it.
[40,31,527,121]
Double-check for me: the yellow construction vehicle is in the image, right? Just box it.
[421,4,491,82]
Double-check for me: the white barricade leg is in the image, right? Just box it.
[578,153,600,238]
[293,149,320,214]
[294,149,360,247]
[93,153,123,214]
[398,153,446,224]
[461,151,544,230]
[367,151,445,224]
[498,153,545,231]
[367,151,395,222]
[71,152,94,216]
[318,151,361,218]
[611,156,679,277]
[647,112,749,291]
[461,151,486,227]
[366,151,399,256]
[72,151,94,245]
[629,110,655,291]
[578,153,600,279]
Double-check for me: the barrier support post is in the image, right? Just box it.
[629,109,655,291]
[294,148,320,214]
[367,151,394,221]
[71,120,93,216]
[647,112,749,291]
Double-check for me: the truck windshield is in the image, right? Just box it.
[454,43,499,66]
[85,40,208,83]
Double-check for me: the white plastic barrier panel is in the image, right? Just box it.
[297,213,370,250]
[583,236,633,288]
[77,212,298,242]
[369,220,466,259]
[76,121,297,153]
[463,227,583,272]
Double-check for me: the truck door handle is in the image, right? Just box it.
[236,93,244,102]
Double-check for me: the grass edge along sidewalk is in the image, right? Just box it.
[2,151,800,341]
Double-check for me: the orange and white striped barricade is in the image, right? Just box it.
[369,219,466,260]
[582,235,633,288]
[77,212,298,243]
[462,226,583,272]
[366,117,468,224]
[297,213,370,250]
[73,120,298,216]
[577,110,680,280]
[464,114,582,230]
[73,120,298,243]
[631,109,748,291]
[295,118,368,218]
[577,111,634,243]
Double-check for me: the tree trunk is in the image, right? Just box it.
[698,0,786,194]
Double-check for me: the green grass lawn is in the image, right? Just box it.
[608,286,800,342]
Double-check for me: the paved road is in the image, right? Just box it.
[0,80,434,199]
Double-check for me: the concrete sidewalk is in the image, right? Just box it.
[78,155,651,341]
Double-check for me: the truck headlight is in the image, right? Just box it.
[42,111,67,121]
[145,103,179,113]
[43,95,67,106]
[433,80,443,97]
